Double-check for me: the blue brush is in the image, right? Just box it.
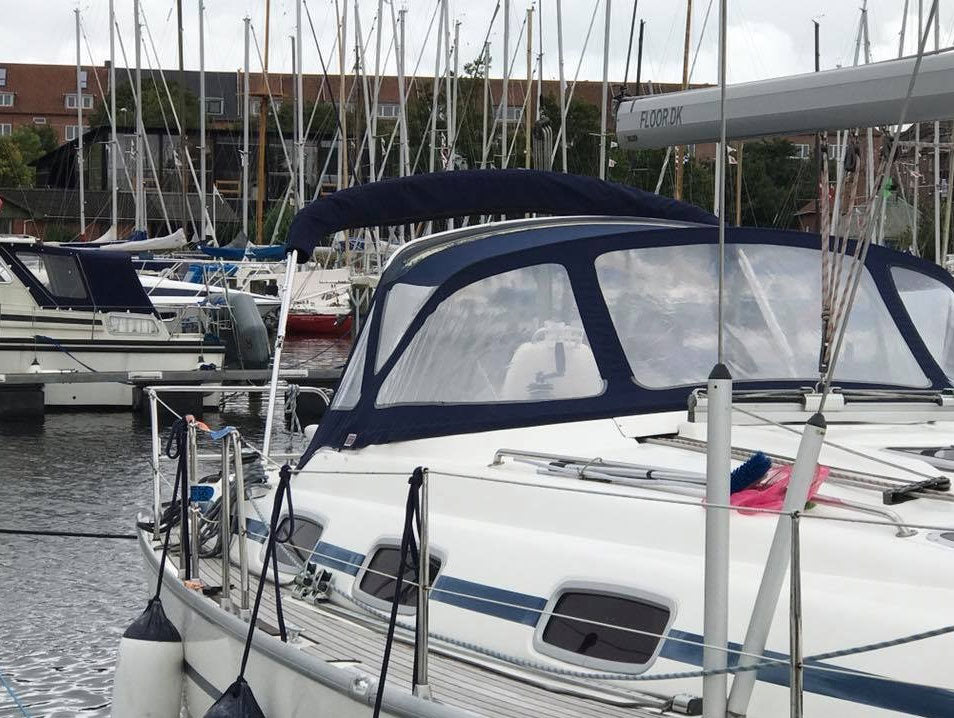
[730,452,772,493]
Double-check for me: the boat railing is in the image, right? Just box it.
[146,409,953,716]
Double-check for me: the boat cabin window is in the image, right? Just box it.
[535,586,674,672]
[596,244,927,388]
[892,267,954,380]
[375,282,436,370]
[377,264,604,405]
[356,544,442,612]
[331,305,375,410]
[13,250,88,301]
[0,261,11,283]
[274,515,323,570]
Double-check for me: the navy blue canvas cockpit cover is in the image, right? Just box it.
[285,169,717,257]
[0,242,156,314]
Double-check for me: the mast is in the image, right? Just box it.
[914,0,921,254]
[502,0,510,169]
[933,3,941,263]
[198,0,207,244]
[398,8,409,178]
[481,41,490,168]
[703,1,731,716]
[525,6,533,168]
[75,9,86,240]
[371,0,385,183]
[734,142,743,225]
[556,0,567,171]
[296,0,305,208]
[536,0,543,122]
[176,0,188,237]
[109,0,117,234]
[243,17,250,239]
[134,0,144,233]
[450,19,460,171]
[255,0,271,243]
[813,19,821,233]
[674,0,692,200]
[428,2,443,173]
[635,20,645,95]
[338,0,349,192]
[599,0,611,179]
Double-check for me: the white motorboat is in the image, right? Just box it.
[0,237,224,407]
[138,273,282,318]
[125,171,954,718]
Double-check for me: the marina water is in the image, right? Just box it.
[0,337,350,717]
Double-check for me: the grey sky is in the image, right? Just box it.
[2,0,953,90]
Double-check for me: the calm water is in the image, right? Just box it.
[0,337,350,718]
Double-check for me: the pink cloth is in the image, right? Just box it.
[730,464,830,514]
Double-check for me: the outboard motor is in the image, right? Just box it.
[227,293,270,369]
[111,598,183,717]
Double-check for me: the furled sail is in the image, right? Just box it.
[616,49,954,149]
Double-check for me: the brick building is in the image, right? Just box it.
[0,63,109,142]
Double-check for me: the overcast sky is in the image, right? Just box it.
[3,0,954,89]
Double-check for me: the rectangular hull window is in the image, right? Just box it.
[535,587,674,672]
[357,545,442,611]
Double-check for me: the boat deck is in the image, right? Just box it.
[166,548,684,717]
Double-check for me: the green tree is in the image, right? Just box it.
[539,93,602,176]
[90,80,199,130]
[0,136,32,187]
[729,139,814,228]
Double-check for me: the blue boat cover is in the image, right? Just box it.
[285,169,717,257]
[299,222,954,459]
[200,244,286,261]
[0,242,157,314]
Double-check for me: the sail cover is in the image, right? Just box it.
[617,49,954,149]
[285,169,717,257]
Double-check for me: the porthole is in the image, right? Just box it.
[354,542,443,614]
[272,515,323,571]
[533,582,676,673]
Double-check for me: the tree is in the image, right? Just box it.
[0,136,32,187]
[0,125,61,187]
[730,139,815,229]
[89,80,199,131]
[539,93,602,176]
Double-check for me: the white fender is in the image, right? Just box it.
[111,598,183,718]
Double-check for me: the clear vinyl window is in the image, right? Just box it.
[14,250,88,301]
[596,244,927,388]
[891,267,954,380]
[377,264,604,405]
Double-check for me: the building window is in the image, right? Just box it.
[206,97,224,116]
[65,94,93,110]
[790,143,811,160]
[33,117,46,125]
[65,125,89,141]
[496,105,522,122]
[376,103,399,119]
[0,124,11,136]
[0,68,7,87]
[79,70,87,90]
[354,543,442,613]
[0,92,13,108]
[534,585,675,672]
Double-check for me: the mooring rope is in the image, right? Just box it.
[0,667,32,718]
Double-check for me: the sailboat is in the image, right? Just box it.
[120,170,954,717]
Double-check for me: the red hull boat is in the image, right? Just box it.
[286,313,353,337]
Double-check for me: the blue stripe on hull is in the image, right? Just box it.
[235,532,954,715]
